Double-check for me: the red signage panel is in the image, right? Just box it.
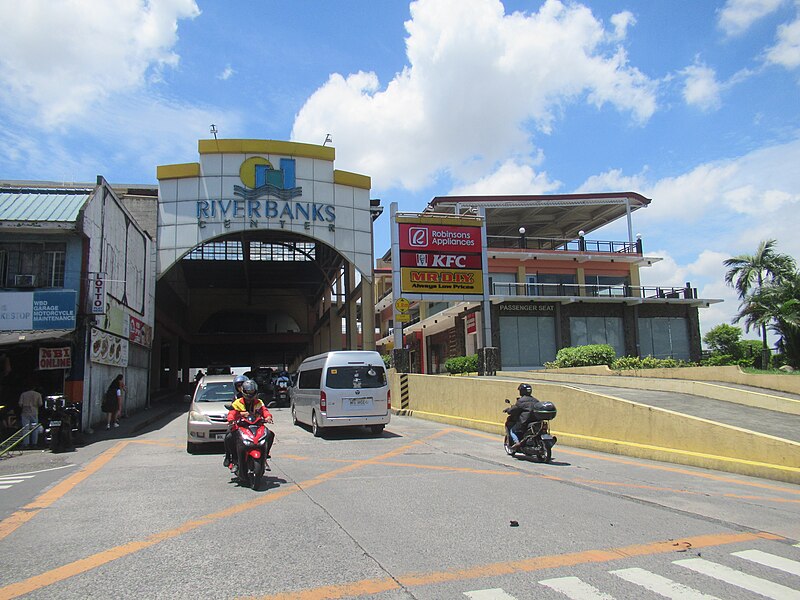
[399,223,483,253]
[399,252,482,269]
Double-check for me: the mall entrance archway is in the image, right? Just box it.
[152,138,379,395]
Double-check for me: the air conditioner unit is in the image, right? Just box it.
[14,274,37,287]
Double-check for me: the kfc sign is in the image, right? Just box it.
[400,253,482,269]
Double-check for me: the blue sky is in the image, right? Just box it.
[1,0,799,341]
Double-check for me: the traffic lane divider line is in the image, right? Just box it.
[243,531,784,600]
[455,428,800,495]
[0,436,434,599]
[0,441,129,542]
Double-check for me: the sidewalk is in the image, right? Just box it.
[0,395,185,476]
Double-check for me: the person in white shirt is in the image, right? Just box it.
[19,384,43,448]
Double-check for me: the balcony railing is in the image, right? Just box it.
[492,282,697,299]
[486,235,641,254]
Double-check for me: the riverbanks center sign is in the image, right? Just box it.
[156,139,374,279]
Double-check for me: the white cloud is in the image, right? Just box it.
[218,66,236,81]
[765,15,800,68]
[574,167,647,193]
[609,11,636,41]
[449,160,561,195]
[0,0,201,126]
[681,62,723,111]
[291,0,657,191]
[586,136,800,341]
[717,0,786,36]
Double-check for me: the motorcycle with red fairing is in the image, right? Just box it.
[226,406,272,488]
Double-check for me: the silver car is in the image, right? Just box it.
[186,374,236,453]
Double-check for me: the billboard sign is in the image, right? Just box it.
[396,216,485,296]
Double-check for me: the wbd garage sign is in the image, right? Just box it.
[396,215,485,296]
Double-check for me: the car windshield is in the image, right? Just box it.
[195,382,234,402]
[325,366,386,389]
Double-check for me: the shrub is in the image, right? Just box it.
[381,354,392,369]
[611,355,691,370]
[444,354,479,374]
[551,344,616,368]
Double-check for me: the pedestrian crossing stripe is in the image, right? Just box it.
[462,547,800,600]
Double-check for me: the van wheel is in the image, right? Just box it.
[311,412,322,438]
[291,404,298,426]
[369,424,385,435]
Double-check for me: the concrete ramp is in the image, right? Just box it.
[389,373,800,485]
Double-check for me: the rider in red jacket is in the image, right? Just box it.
[223,379,274,469]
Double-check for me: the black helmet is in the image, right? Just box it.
[517,383,532,396]
[242,379,258,399]
[234,374,247,388]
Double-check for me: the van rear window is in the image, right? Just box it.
[325,366,386,389]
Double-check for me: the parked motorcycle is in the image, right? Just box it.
[44,395,82,453]
[226,405,271,488]
[503,398,557,462]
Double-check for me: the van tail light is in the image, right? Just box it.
[320,390,327,413]
[387,389,391,410]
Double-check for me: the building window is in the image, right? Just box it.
[526,273,577,296]
[638,317,690,361]
[490,272,517,295]
[45,251,65,287]
[570,316,624,357]
[0,250,7,287]
[585,274,629,297]
[0,241,67,288]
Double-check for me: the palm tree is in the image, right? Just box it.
[723,240,797,368]
[739,272,800,367]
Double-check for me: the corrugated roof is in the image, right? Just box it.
[0,188,92,223]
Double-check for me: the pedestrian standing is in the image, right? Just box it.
[18,381,43,448]
[103,374,124,430]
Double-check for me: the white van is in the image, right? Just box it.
[290,350,390,436]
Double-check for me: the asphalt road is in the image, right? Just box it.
[1,405,799,599]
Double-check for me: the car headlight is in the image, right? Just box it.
[189,411,211,423]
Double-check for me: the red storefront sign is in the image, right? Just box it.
[466,313,477,334]
[398,223,483,253]
[39,347,72,370]
[399,252,482,269]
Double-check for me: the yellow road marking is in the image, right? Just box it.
[0,436,432,599]
[244,531,783,600]
[457,428,800,494]
[0,441,130,541]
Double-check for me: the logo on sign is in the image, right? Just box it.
[432,255,467,268]
[415,253,428,267]
[409,227,428,247]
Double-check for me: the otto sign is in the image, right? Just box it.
[90,276,106,315]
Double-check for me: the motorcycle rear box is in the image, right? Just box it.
[533,401,556,420]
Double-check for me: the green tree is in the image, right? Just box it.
[723,240,796,368]
[703,324,742,356]
[738,271,800,368]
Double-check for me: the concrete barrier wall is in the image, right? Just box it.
[538,365,800,396]
[499,370,800,416]
[390,372,800,485]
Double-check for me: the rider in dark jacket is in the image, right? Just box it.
[505,383,538,449]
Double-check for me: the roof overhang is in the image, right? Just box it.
[427,192,650,239]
